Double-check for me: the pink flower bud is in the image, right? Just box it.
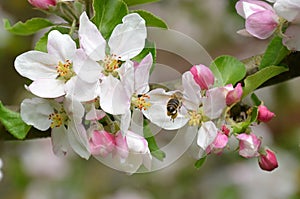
[206,131,228,155]
[257,105,275,122]
[114,132,129,159]
[89,130,115,157]
[190,64,214,90]
[226,83,243,106]
[236,133,261,158]
[235,0,279,39]
[258,149,278,171]
[28,0,57,9]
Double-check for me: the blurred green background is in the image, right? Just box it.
[0,0,300,199]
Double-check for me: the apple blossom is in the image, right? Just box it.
[257,105,275,122]
[235,0,279,39]
[20,97,90,159]
[236,133,261,158]
[75,12,147,115]
[28,0,56,9]
[14,30,98,101]
[258,148,279,171]
[206,130,229,155]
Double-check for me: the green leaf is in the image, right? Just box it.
[210,55,246,86]
[0,102,31,139]
[3,18,54,36]
[132,39,156,73]
[132,10,167,29]
[35,27,71,52]
[92,0,128,39]
[194,156,206,169]
[143,120,165,161]
[243,65,288,97]
[250,93,262,106]
[260,36,290,70]
[123,0,159,6]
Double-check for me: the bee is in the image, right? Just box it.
[166,91,183,121]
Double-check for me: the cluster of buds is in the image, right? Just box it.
[236,0,300,50]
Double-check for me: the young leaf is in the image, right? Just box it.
[123,0,159,6]
[243,66,288,97]
[210,55,246,86]
[3,18,54,36]
[35,27,71,52]
[92,0,128,39]
[0,102,31,139]
[132,10,167,29]
[144,120,166,161]
[194,156,206,169]
[260,36,290,70]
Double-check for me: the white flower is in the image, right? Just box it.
[14,30,98,101]
[75,12,147,115]
[20,97,90,159]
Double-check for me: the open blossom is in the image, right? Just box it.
[236,133,261,158]
[28,0,56,9]
[258,148,279,171]
[257,105,275,122]
[14,30,99,102]
[236,0,279,39]
[75,12,147,115]
[20,97,90,159]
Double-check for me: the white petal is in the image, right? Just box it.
[20,98,53,131]
[73,49,102,83]
[283,25,300,51]
[109,13,146,60]
[85,104,106,121]
[274,0,300,21]
[130,109,144,136]
[118,61,135,98]
[67,122,91,159]
[51,125,69,157]
[78,12,106,61]
[99,76,130,115]
[182,71,202,110]
[126,131,148,154]
[142,89,189,130]
[134,53,152,94]
[197,121,218,150]
[63,95,85,123]
[65,76,100,102]
[47,30,76,61]
[14,51,58,81]
[28,79,65,98]
[120,110,131,135]
[203,87,227,119]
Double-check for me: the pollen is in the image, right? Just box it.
[48,111,67,129]
[103,54,122,77]
[56,59,74,81]
[132,94,151,111]
[188,111,202,126]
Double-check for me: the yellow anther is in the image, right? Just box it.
[188,111,201,126]
[103,54,122,76]
[48,111,67,129]
[132,94,151,111]
[56,60,74,81]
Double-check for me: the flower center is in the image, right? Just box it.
[132,94,151,111]
[48,111,67,128]
[188,110,202,126]
[56,60,75,81]
[102,54,122,77]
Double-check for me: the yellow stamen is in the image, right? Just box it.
[188,111,201,126]
[103,54,122,77]
[56,60,74,81]
[132,94,151,111]
[48,111,67,128]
